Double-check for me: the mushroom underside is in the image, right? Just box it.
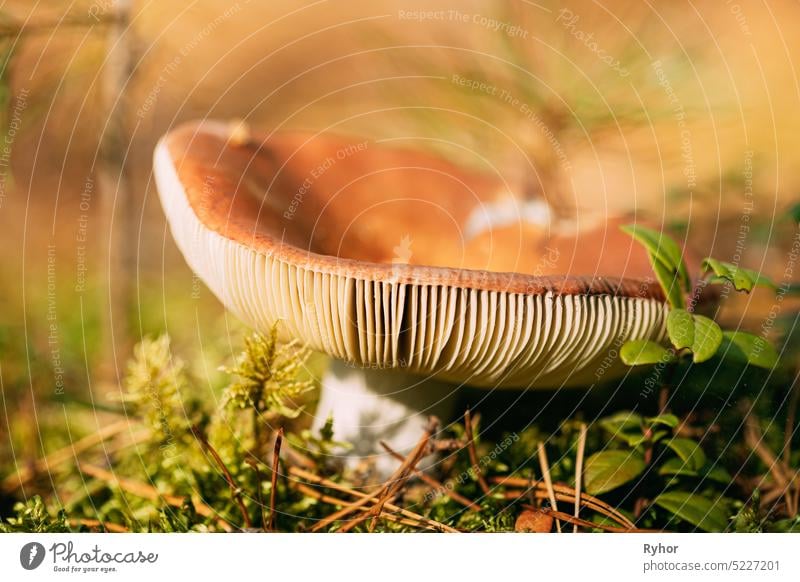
[154,121,671,465]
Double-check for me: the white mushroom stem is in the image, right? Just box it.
[312,360,456,474]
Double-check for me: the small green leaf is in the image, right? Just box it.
[705,465,733,484]
[691,315,723,363]
[701,258,777,292]
[654,491,730,532]
[624,430,667,448]
[646,414,680,428]
[660,459,732,484]
[721,331,779,369]
[665,437,707,471]
[666,309,694,349]
[620,340,675,366]
[600,411,644,433]
[651,257,686,309]
[621,224,691,300]
[584,450,646,495]
[621,225,689,285]
[701,257,727,277]
[658,457,698,478]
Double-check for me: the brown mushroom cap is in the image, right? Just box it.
[155,120,674,388]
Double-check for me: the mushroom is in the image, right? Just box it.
[154,120,675,470]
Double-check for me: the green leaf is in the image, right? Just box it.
[662,310,724,363]
[658,458,731,485]
[666,309,694,349]
[654,491,730,532]
[646,414,680,428]
[584,450,646,495]
[705,465,733,484]
[651,256,686,309]
[665,437,707,471]
[620,340,675,366]
[600,411,644,433]
[621,224,688,283]
[621,224,691,306]
[701,258,777,292]
[721,331,779,369]
[623,430,667,448]
[691,315,723,363]
[658,457,698,478]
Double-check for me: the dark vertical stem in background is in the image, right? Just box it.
[98,0,135,384]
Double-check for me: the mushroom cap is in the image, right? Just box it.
[154,120,676,388]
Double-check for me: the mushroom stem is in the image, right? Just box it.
[313,360,456,475]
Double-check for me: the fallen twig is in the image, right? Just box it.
[78,463,233,531]
[744,413,795,515]
[290,467,458,532]
[2,419,134,492]
[538,442,562,533]
[346,418,438,533]
[380,441,480,511]
[492,476,635,529]
[245,458,267,530]
[292,483,436,531]
[269,428,283,531]
[574,423,587,533]
[307,420,446,532]
[783,377,799,471]
[537,507,648,533]
[464,410,490,495]
[192,427,252,529]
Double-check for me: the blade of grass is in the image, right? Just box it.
[269,428,283,531]
[574,423,587,533]
[538,442,562,532]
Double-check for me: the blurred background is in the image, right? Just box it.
[1,0,799,484]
